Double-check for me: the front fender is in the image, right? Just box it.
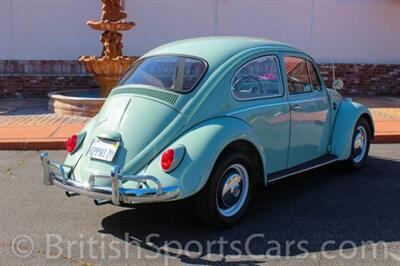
[330,100,374,160]
[143,117,265,199]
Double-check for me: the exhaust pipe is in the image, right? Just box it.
[65,191,79,197]
[94,199,111,206]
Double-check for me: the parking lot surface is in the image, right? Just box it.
[0,144,399,265]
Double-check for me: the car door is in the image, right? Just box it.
[230,55,290,174]
[283,55,331,168]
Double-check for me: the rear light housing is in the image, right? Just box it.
[161,149,175,171]
[161,145,186,172]
[66,135,77,153]
[66,132,86,154]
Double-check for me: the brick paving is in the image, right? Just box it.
[354,97,400,123]
[0,97,398,150]
[353,96,400,143]
[0,98,89,149]
[372,108,400,120]
[0,113,89,126]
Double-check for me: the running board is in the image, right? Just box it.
[267,154,338,183]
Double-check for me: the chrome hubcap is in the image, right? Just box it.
[217,164,249,217]
[352,126,367,163]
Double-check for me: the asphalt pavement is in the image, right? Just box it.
[0,144,399,265]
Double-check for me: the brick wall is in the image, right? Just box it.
[318,64,400,96]
[0,60,399,97]
[0,60,98,97]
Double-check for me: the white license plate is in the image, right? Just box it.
[87,138,119,162]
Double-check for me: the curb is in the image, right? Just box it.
[372,134,400,144]
[0,139,65,150]
[0,134,398,150]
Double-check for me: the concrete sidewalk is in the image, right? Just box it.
[0,97,399,150]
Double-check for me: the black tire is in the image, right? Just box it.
[344,117,371,170]
[195,150,255,228]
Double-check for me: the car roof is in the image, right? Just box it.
[142,36,302,67]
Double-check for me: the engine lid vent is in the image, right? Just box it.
[130,88,179,106]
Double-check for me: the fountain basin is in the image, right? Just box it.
[48,89,105,117]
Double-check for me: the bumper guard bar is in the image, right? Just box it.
[40,152,180,205]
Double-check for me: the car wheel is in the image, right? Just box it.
[344,117,371,170]
[195,150,254,228]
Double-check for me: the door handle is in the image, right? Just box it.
[290,104,302,111]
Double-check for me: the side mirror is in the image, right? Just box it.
[332,79,344,90]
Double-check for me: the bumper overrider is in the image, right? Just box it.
[40,152,180,206]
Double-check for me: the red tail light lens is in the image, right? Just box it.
[161,149,175,171]
[66,134,78,153]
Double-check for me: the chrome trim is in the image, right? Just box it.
[40,152,180,205]
[267,158,338,183]
[226,96,327,116]
[288,96,328,104]
[290,104,302,111]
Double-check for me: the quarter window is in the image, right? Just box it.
[284,56,322,94]
[307,61,322,91]
[232,56,283,100]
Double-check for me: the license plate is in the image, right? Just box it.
[87,138,119,162]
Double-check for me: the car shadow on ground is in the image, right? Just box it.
[100,156,400,265]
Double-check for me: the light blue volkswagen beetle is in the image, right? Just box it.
[41,37,374,228]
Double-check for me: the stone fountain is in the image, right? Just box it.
[49,0,138,117]
[80,0,138,97]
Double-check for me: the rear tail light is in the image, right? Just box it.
[161,149,175,171]
[66,135,78,153]
[161,145,186,172]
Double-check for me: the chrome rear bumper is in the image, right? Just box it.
[40,152,180,205]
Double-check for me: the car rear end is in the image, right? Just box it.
[40,55,208,206]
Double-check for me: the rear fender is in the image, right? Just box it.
[142,117,266,199]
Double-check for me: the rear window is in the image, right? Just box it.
[118,56,207,93]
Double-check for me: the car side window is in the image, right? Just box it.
[232,55,283,100]
[307,61,322,91]
[284,56,313,94]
